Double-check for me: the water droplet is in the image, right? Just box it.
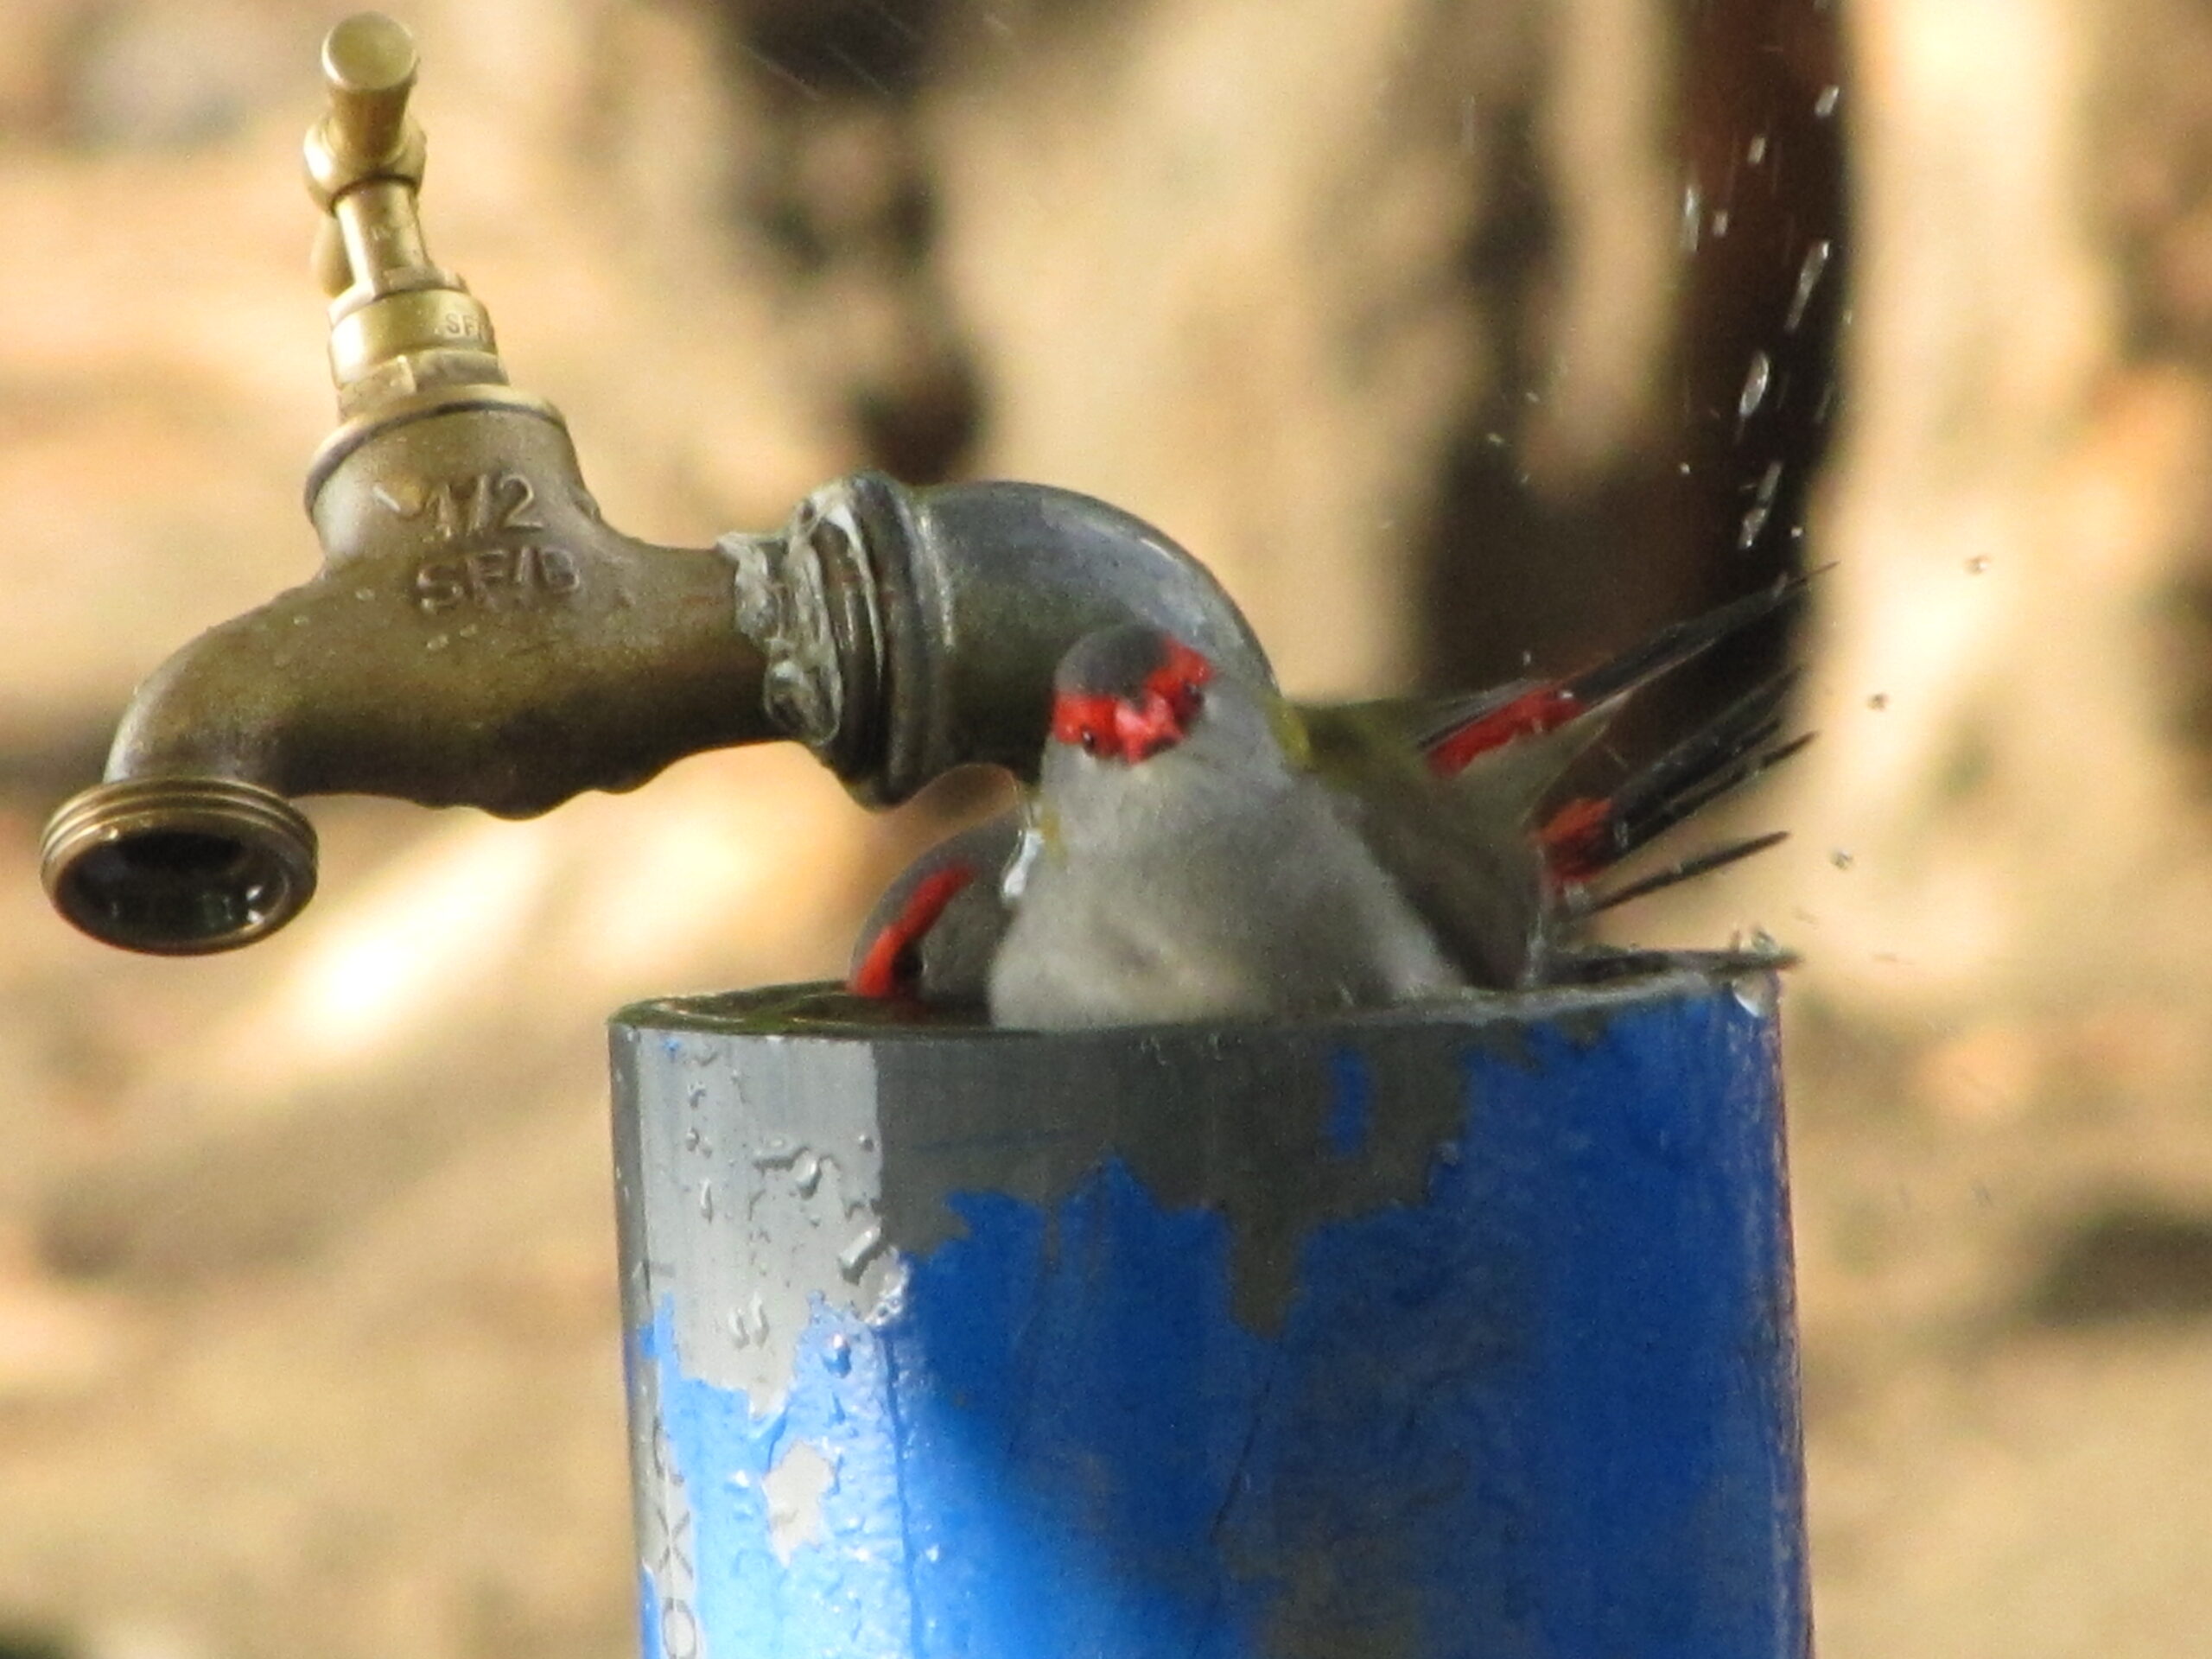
[1966,556,1990,575]
[700,1181,716,1222]
[425,634,449,652]
[728,1470,753,1490]
[864,1259,911,1328]
[1732,973,1779,1019]
[684,1125,709,1154]
[925,1544,943,1563]
[734,1291,768,1345]
[1746,133,1768,165]
[1750,927,1783,955]
[823,1333,852,1376]
[1786,239,1833,333]
[1680,180,1703,253]
[292,613,311,626]
[354,587,375,601]
[794,1151,823,1198]
[1815,85,1840,118]
[1738,351,1772,420]
[1435,1141,1464,1167]
[753,1137,799,1169]
[1830,849,1854,870]
[838,1224,886,1281]
[1737,461,1786,543]
[686,1084,706,1111]
[1867,692,1890,711]
[855,1131,876,1154]
[1713,207,1732,238]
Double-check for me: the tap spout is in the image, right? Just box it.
[42,396,773,954]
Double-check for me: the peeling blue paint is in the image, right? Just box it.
[628,987,1806,1658]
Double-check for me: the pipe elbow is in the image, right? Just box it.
[734,473,1270,805]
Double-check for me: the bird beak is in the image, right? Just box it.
[1112,691,1189,763]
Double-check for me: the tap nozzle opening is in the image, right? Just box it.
[41,779,318,956]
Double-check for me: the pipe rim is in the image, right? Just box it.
[41,778,319,955]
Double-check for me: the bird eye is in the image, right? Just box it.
[1180,679,1202,700]
[1078,728,1100,753]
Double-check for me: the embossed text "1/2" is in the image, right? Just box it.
[374,469,543,541]
[415,543,582,612]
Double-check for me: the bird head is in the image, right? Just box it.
[1048,625,1216,766]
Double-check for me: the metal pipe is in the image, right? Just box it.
[39,14,1265,956]
[611,966,1810,1658]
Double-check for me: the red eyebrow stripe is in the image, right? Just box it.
[849,861,978,999]
[1052,690,1125,747]
[1424,685,1583,777]
[1141,639,1214,703]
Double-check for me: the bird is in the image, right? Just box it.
[849,578,1809,1025]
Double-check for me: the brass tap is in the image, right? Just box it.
[41,14,1263,957]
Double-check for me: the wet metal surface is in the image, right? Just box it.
[611,966,1810,1658]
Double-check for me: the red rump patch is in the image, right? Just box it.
[1051,639,1215,763]
[849,861,978,999]
[1425,684,1586,777]
[1538,796,1611,883]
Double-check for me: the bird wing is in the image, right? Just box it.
[1300,706,1550,988]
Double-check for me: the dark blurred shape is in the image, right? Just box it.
[1418,0,1845,734]
[712,0,983,481]
[0,1629,75,1659]
[728,0,945,101]
[2024,1202,2212,1328]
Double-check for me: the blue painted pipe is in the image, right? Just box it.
[609,968,1808,1658]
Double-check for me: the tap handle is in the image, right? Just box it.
[302,13,512,405]
[305,12,425,210]
[322,12,418,173]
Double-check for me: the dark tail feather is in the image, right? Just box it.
[1555,566,1817,709]
[1597,682,1809,859]
[1548,939,1801,982]
[1420,567,1817,775]
[1580,830,1791,915]
[1541,663,1810,876]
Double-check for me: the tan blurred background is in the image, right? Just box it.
[1,0,2209,1654]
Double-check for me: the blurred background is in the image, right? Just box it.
[1,0,2209,1653]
